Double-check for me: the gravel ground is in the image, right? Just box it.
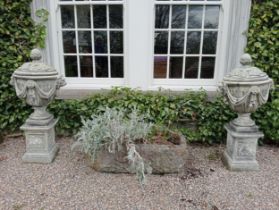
[0,136,279,210]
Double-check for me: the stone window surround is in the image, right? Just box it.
[31,0,252,99]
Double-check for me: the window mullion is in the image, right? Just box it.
[107,5,111,78]
[166,5,172,79]
[74,5,81,78]
[90,5,96,78]
[182,5,189,79]
[59,1,124,6]
[155,1,222,6]
[197,5,206,79]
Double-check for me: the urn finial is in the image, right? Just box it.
[30,48,42,62]
[240,53,252,66]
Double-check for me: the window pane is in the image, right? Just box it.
[77,6,91,28]
[170,31,184,54]
[186,31,201,54]
[95,56,108,77]
[109,5,123,28]
[64,56,78,77]
[204,6,220,29]
[63,31,76,53]
[94,31,107,53]
[154,31,168,54]
[110,31,123,53]
[171,6,186,29]
[202,31,217,54]
[169,57,183,78]
[200,57,215,78]
[60,2,124,80]
[188,6,203,29]
[153,1,220,81]
[80,56,93,77]
[78,31,92,53]
[154,56,167,78]
[155,5,170,29]
[185,57,199,78]
[61,6,75,28]
[111,56,124,78]
[93,5,107,28]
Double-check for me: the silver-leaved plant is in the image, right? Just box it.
[75,108,153,184]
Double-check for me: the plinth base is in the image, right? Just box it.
[20,119,59,163]
[223,150,259,171]
[223,123,263,171]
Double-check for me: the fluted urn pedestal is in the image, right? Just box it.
[10,49,66,163]
[222,54,273,171]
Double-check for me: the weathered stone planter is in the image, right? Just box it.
[87,136,187,174]
[10,49,66,163]
[222,54,273,171]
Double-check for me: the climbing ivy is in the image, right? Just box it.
[246,0,279,85]
[247,0,279,143]
[0,1,47,133]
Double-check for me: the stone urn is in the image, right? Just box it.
[10,49,66,163]
[222,54,273,171]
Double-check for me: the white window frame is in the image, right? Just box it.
[54,0,127,88]
[151,0,228,90]
[31,0,252,93]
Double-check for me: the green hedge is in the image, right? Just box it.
[0,0,278,144]
[0,1,36,133]
[48,88,236,144]
[247,0,279,85]
[247,0,279,143]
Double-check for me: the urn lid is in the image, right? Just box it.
[14,49,58,76]
[223,54,270,83]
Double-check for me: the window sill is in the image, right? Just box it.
[56,84,220,100]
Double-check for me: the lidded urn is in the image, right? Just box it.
[10,49,66,126]
[223,54,273,128]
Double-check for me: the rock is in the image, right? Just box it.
[88,136,187,174]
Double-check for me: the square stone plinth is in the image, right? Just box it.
[20,119,59,163]
[223,123,263,171]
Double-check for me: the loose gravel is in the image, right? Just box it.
[0,136,279,210]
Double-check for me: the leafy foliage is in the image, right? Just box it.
[1,1,34,133]
[49,87,278,143]
[194,97,236,144]
[34,8,49,48]
[48,88,208,136]
[75,108,153,184]
[246,0,279,85]
[246,0,279,143]
[48,88,236,143]
[252,96,279,144]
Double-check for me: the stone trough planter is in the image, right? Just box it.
[85,136,187,174]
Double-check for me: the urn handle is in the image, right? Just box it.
[57,76,67,89]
